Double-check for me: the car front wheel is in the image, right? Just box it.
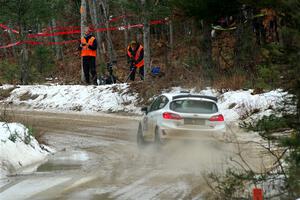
[154,126,163,148]
[137,122,145,148]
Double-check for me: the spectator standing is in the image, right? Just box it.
[79,26,98,85]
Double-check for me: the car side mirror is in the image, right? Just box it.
[141,106,148,114]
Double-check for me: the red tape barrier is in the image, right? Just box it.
[0,40,79,49]
[44,15,129,32]
[24,39,79,46]
[28,19,166,38]
[0,41,21,49]
[44,26,80,32]
[0,19,167,49]
[0,24,19,34]
[0,15,128,34]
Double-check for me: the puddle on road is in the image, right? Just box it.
[37,162,81,172]
[37,150,89,172]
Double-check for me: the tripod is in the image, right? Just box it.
[106,62,116,84]
[99,62,123,85]
[125,63,144,82]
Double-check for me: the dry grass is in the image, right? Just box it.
[128,65,206,105]
[0,105,14,123]
[31,127,48,145]
[0,105,47,145]
[19,91,39,101]
[0,87,16,100]
[213,74,247,91]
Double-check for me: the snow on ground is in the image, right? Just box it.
[217,89,287,123]
[0,84,288,122]
[1,84,139,113]
[168,87,287,123]
[0,122,51,178]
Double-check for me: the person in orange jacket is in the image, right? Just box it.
[127,41,144,81]
[78,26,98,85]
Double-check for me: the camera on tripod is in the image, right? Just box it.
[106,61,115,76]
[98,61,117,85]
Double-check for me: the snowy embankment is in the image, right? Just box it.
[169,87,287,123]
[0,84,287,122]
[0,122,51,178]
[2,84,139,113]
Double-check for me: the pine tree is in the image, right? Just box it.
[0,0,58,84]
[244,0,300,197]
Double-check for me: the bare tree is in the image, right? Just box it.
[8,21,17,58]
[0,40,8,57]
[141,0,151,80]
[51,19,63,61]
[121,6,129,49]
[169,19,173,55]
[19,26,29,85]
[87,0,105,75]
[99,0,117,63]
[80,0,87,82]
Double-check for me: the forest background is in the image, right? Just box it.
[0,0,299,198]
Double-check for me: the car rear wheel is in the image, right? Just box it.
[137,123,145,148]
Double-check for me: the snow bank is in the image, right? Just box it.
[169,88,287,123]
[2,84,139,113]
[217,89,287,122]
[0,122,50,177]
[0,84,288,123]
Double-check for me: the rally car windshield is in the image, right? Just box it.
[170,99,218,114]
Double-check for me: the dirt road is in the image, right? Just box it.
[0,110,273,200]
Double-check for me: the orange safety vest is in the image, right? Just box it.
[81,36,96,57]
[127,45,144,68]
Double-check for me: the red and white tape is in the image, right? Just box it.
[0,24,19,34]
[0,41,21,49]
[0,18,167,49]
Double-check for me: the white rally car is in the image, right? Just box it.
[137,92,226,146]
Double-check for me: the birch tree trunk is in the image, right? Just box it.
[121,7,129,49]
[19,26,29,85]
[51,19,63,61]
[20,43,29,85]
[99,0,116,63]
[1,40,8,57]
[80,0,87,82]
[141,0,151,80]
[8,22,17,58]
[202,21,213,68]
[169,20,173,55]
[88,0,104,75]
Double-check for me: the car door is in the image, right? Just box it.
[151,95,169,126]
[144,96,162,139]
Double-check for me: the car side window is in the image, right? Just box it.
[149,96,162,112]
[158,96,169,109]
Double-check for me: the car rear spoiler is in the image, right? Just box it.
[172,94,218,102]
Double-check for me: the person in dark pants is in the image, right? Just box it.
[78,26,98,85]
[127,41,144,81]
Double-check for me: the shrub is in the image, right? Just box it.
[0,60,19,84]
[256,64,281,90]
[8,132,18,143]
[24,126,33,145]
[29,46,55,82]
[0,87,15,100]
